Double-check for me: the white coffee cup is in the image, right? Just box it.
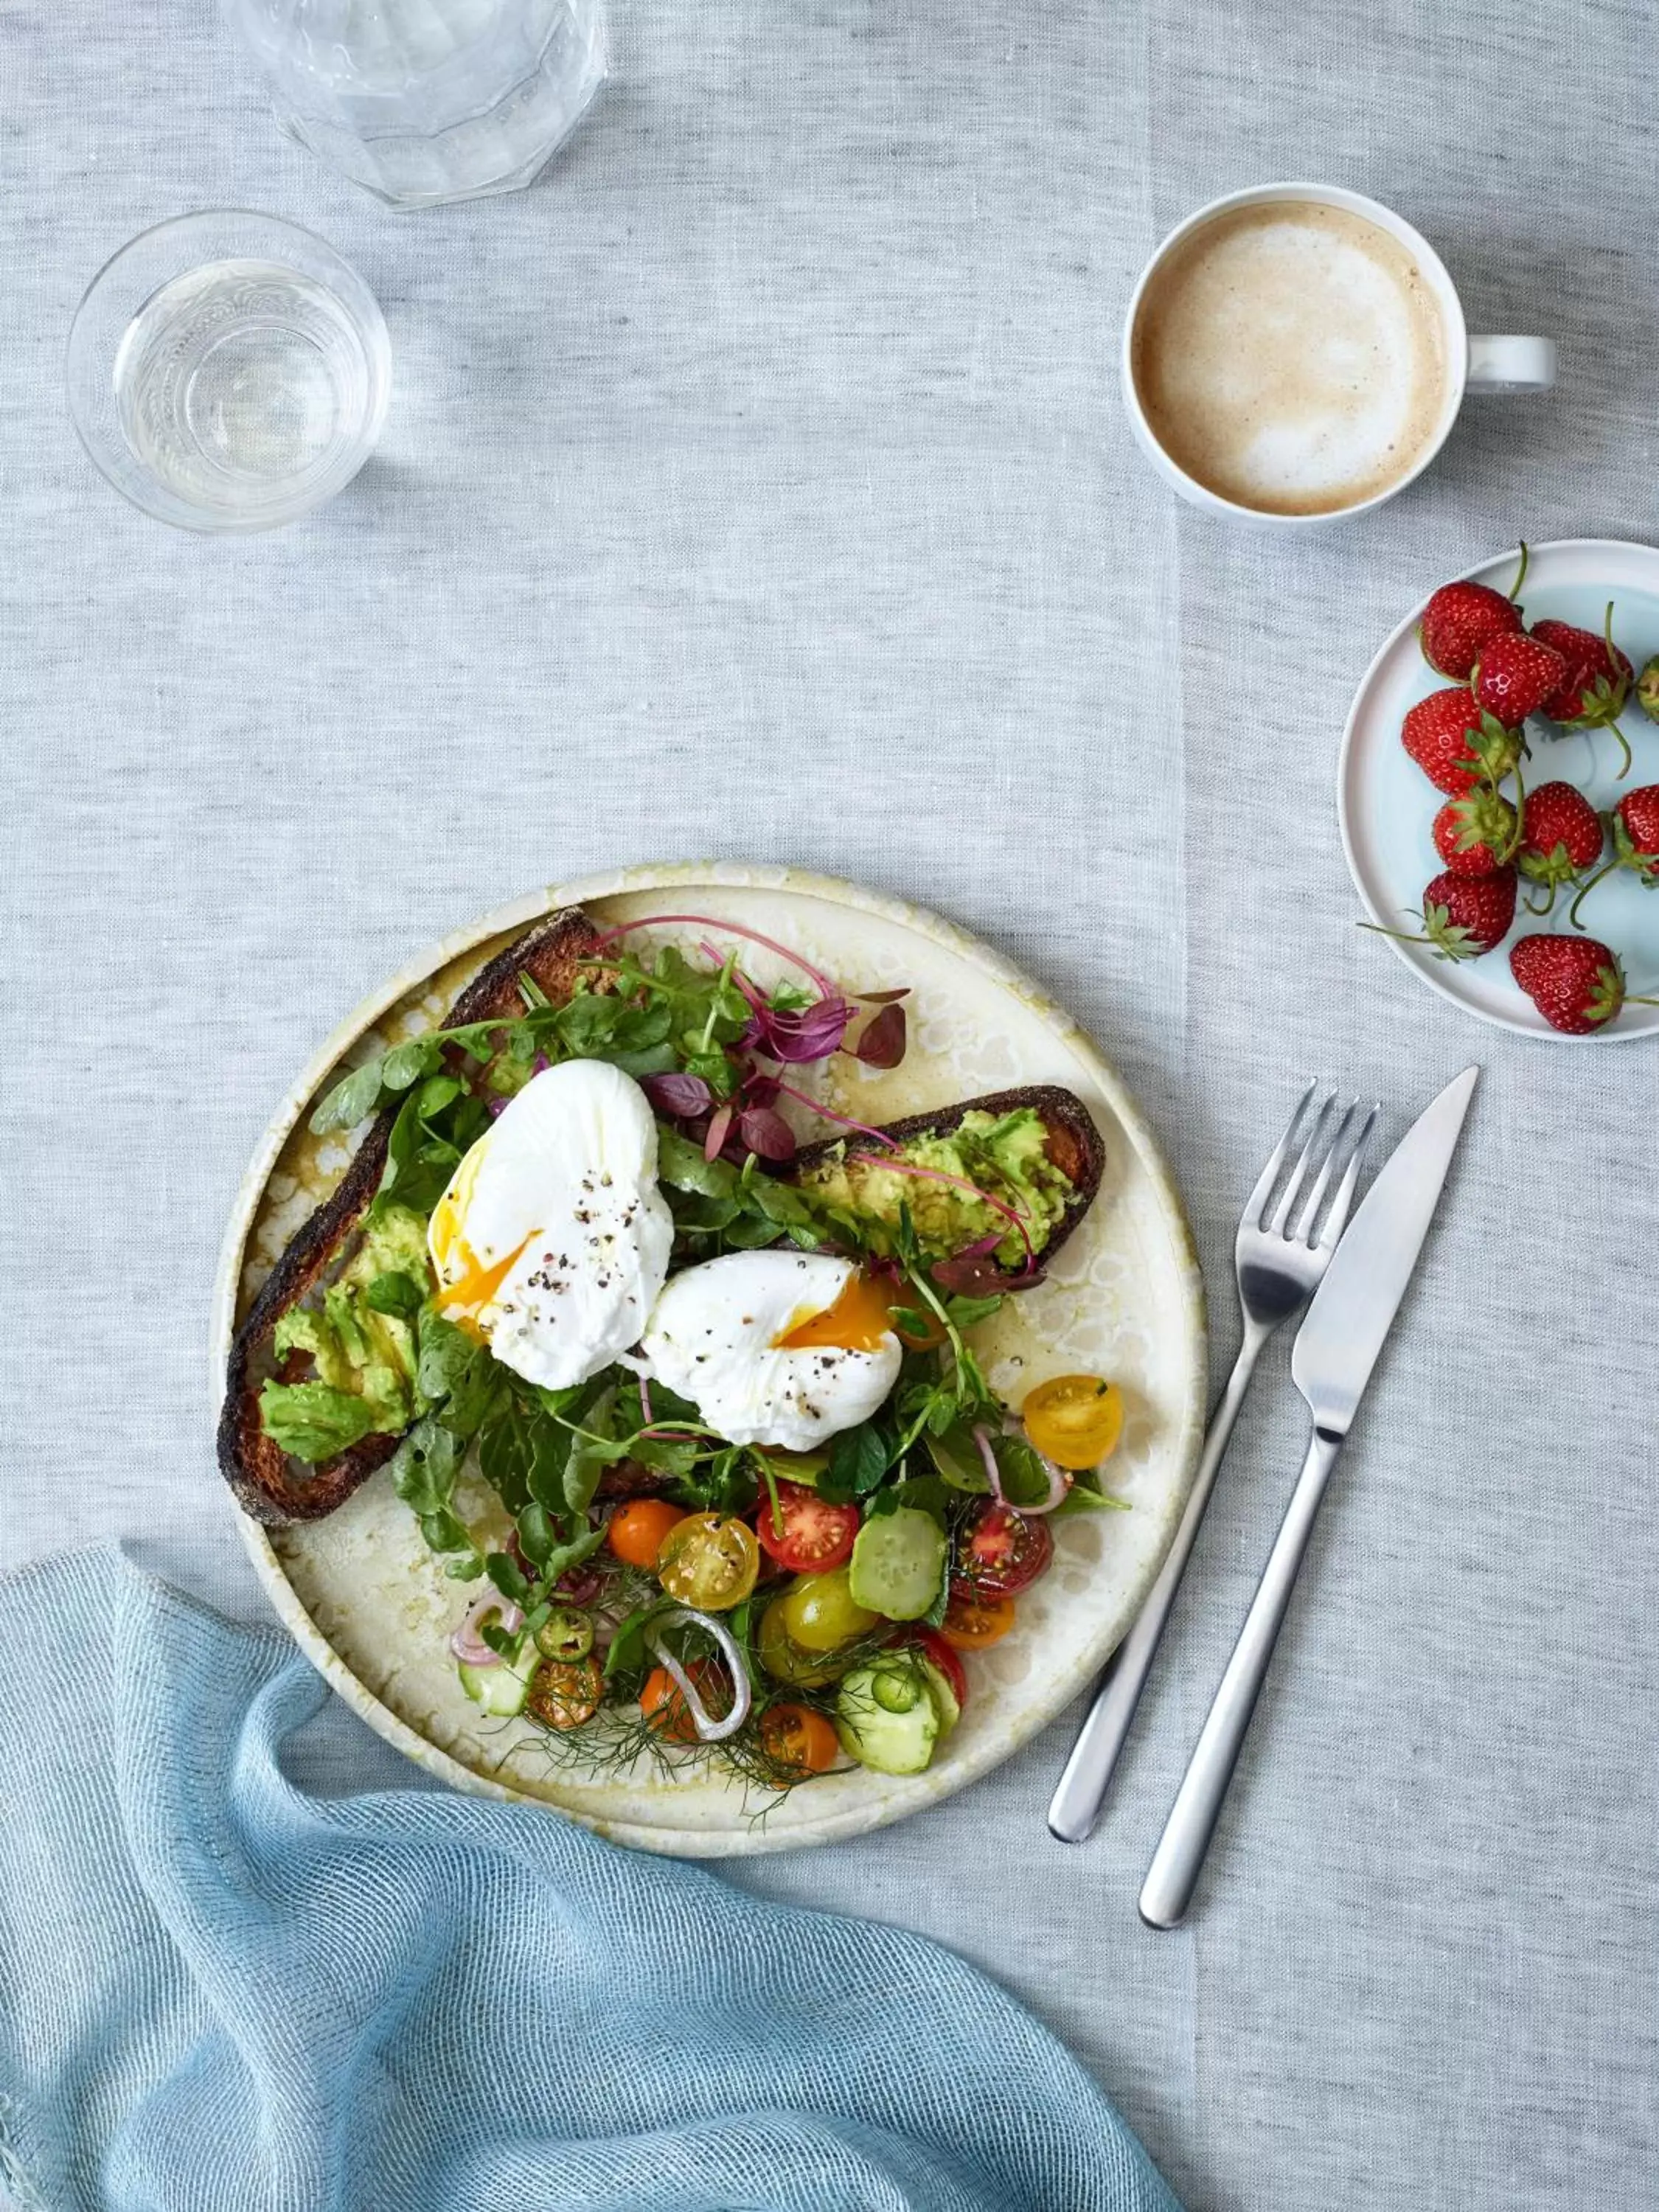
[1122,181,1556,526]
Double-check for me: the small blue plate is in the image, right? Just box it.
[1339,538,1659,1042]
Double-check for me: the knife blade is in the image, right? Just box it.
[1291,1065,1479,1436]
[1138,1064,1478,1928]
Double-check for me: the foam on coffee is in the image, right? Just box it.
[1131,201,1449,516]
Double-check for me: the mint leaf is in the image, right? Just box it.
[821,1422,890,1502]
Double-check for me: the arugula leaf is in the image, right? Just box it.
[310,1057,386,1136]
[603,1600,664,1682]
[1051,1475,1131,1518]
[364,1270,425,1319]
[258,1380,376,1463]
[485,1550,532,1607]
[944,1293,1005,1331]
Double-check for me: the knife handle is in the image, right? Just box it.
[1047,1321,1270,1844]
[1138,1425,1343,1929]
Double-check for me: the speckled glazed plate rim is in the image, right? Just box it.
[211,863,1207,1854]
[1338,538,1659,1043]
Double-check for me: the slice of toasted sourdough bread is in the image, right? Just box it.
[790,1084,1105,1266]
[218,908,606,1526]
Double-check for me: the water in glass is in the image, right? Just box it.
[114,260,378,526]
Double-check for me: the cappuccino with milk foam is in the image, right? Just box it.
[1131,201,1449,517]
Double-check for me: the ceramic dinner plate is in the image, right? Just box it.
[1340,538,1659,1041]
[212,864,1207,1855]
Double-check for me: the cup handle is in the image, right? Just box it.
[1467,335,1557,394]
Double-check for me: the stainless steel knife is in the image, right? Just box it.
[1138,1065,1479,1930]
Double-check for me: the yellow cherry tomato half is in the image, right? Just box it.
[655,1512,761,1612]
[757,1597,848,1687]
[1020,1374,1124,1470]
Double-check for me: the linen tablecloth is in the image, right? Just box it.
[4,4,1656,2206]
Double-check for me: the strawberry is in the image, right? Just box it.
[1364,868,1516,962]
[1402,689,1523,795]
[1531,607,1632,729]
[1568,784,1659,928]
[1471,631,1567,723]
[1509,934,1657,1034]
[1432,789,1517,876]
[1418,574,1525,681]
[1637,655,1659,723]
[1613,784,1659,881]
[1516,780,1603,912]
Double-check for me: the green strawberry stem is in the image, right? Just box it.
[1568,860,1615,931]
[1508,540,1529,602]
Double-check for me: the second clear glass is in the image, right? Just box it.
[223,0,607,211]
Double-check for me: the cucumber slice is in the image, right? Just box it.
[848,1506,947,1621]
[458,1638,539,1718]
[835,1656,942,1775]
[914,1655,961,1736]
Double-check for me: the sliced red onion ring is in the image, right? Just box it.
[449,1596,524,1667]
[972,1424,1006,1505]
[644,1607,752,1744]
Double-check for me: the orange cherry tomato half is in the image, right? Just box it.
[908,1626,969,1711]
[526,1655,603,1731]
[939,1589,1016,1652]
[754,1480,860,1573]
[1021,1373,1124,1470]
[759,1702,841,1776]
[639,1660,720,1744]
[608,1498,688,1570]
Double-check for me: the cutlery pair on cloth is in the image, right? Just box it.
[1051,1069,1478,1923]
[0,1548,1179,2212]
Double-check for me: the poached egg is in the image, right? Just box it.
[639,1250,903,1452]
[427,1060,673,1391]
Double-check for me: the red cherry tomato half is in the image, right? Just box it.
[959,1502,1054,1598]
[754,1480,860,1573]
[908,1626,969,1711]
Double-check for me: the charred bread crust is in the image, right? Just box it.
[790,1083,1105,1266]
[218,908,607,1526]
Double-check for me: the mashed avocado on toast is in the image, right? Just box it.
[797,1106,1074,1265]
[260,1203,431,1461]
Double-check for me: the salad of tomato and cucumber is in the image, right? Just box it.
[264,913,1129,1796]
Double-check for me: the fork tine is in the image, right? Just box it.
[1290,1096,1364,1245]
[1315,1102,1379,1251]
[1267,1090,1338,1235]
[1240,1081,1318,1229]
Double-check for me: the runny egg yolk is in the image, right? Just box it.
[434,1232,537,1335]
[776,1270,895,1354]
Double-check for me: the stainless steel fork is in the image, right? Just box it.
[1046,1083,1377,1844]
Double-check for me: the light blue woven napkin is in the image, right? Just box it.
[0,1548,1178,2212]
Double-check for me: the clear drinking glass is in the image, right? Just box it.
[222,0,607,210]
[66,211,391,535]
